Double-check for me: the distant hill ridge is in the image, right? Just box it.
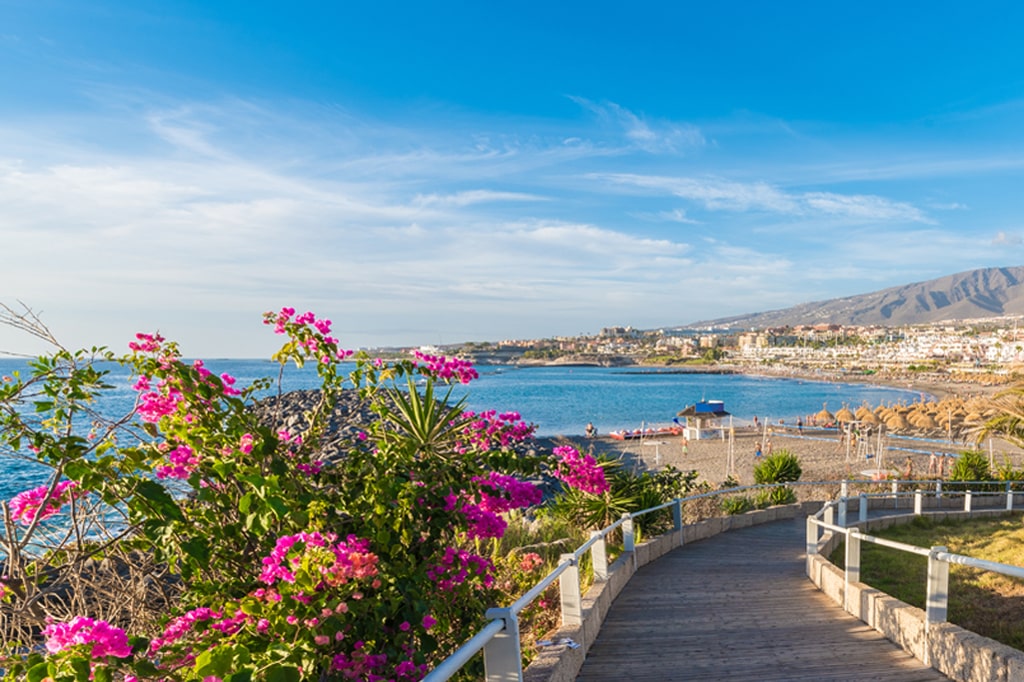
[688,266,1024,329]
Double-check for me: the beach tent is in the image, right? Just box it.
[677,400,731,440]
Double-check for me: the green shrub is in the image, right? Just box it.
[755,486,797,507]
[949,450,992,483]
[753,450,802,484]
[721,495,754,515]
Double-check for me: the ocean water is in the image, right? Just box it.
[0,358,924,500]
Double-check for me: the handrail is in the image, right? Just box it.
[806,481,1024,656]
[428,478,1023,681]
[424,619,506,681]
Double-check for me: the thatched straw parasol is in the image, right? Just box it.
[835,404,856,424]
[859,411,880,425]
[815,403,835,424]
[886,413,911,431]
[913,413,939,430]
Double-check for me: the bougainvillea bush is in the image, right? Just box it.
[0,306,611,681]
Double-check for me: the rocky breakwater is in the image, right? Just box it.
[249,389,378,460]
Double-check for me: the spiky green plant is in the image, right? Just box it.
[753,450,802,484]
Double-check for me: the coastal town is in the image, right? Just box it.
[436,316,1024,388]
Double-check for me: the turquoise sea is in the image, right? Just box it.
[0,358,925,501]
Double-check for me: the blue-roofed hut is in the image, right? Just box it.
[676,400,731,440]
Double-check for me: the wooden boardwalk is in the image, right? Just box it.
[577,516,948,681]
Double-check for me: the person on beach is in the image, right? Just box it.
[764,438,773,456]
[928,452,939,477]
[585,422,596,438]
[681,437,689,456]
[754,441,762,458]
[796,417,803,434]
[902,455,914,480]
[753,416,758,430]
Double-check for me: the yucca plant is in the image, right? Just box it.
[755,486,797,507]
[753,450,802,484]
[753,450,802,508]
[721,495,754,515]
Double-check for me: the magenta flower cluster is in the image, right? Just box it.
[453,472,541,539]
[42,616,132,659]
[127,331,164,354]
[552,445,610,495]
[149,606,220,654]
[475,472,543,513]
[426,547,494,591]
[412,350,479,384]
[263,307,355,363]
[456,409,536,453]
[10,480,84,525]
[258,532,379,587]
[154,444,199,480]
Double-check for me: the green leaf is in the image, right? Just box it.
[70,657,91,680]
[92,668,112,682]
[265,664,301,682]
[181,535,211,566]
[26,662,50,682]
[135,479,184,521]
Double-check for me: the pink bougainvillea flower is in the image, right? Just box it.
[42,616,132,659]
[9,480,85,525]
[552,445,610,495]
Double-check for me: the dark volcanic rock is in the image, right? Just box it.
[249,389,374,460]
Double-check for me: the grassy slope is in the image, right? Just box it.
[831,513,1024,650]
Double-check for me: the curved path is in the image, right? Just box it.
[576,515,947,681]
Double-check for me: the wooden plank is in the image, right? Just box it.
[576,517,949,681]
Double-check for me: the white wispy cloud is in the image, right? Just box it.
[993,231,1023,246]
[0,93,1010,355]
[658,208,700,224]
[591,173,931,223]
[412,190,546,207]
[568,97,705,154]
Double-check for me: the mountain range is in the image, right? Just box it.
[688,266,1024,329]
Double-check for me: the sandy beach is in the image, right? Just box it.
[544,423,1024,489]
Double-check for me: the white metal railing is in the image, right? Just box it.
[426,478,1024,681]
[806,480,1024,659]
[424,479,846,682]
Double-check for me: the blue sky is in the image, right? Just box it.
[3,1,1024,357]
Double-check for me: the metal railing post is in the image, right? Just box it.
[622,513,636,569]
[859,492,868,523]
[964,490,973,513]
[590,531,608,581]
[914,489,923,515]
[673,499,683,532]
[926,546,950,631]
[558,554,582,626]
[805,516,817,577]
[824,504,834,527]
[1008,485,1015,512]
[838,497,847,527]
[936,480,943,499]
[483,607,523,682]
[845,531,861,613]
[892,481,899,509]
[840,480,849,499]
